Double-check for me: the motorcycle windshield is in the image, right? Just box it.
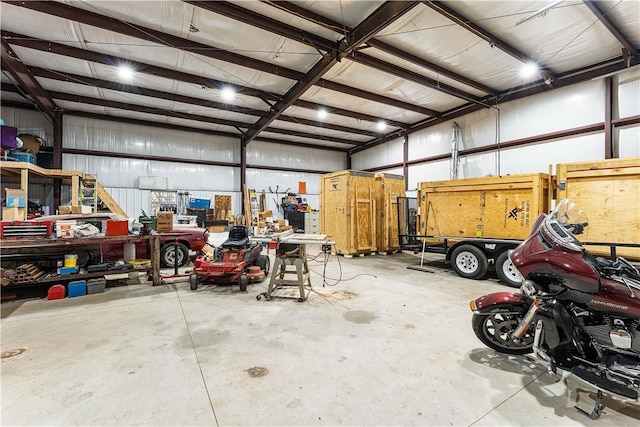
[545,199,589,252]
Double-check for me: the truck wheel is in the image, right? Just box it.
[239,274,249,292]
[160,243,189,268]
[451,245,488,279]
[496,251,521,288]
[257,255,270,276]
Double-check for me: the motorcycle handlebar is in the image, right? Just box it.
[564,222,588,235]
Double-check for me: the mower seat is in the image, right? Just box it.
[221,225,252,249]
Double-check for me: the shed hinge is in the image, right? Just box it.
[558,180,566,190]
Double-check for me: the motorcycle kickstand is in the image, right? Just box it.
[574,389,603,420]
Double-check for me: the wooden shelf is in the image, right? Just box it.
[4,267,152,288]
[0,234,150,248]
[1,234,161,289]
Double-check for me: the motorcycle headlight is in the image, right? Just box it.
[520,280,539,296]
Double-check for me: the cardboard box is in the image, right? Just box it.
[2,206,26,221]
[59,205,92,214]
[71,205,93,214]
[5,189,26,208]
[55,219,77,238]
[259,210,273,219]
[156,212,174,232]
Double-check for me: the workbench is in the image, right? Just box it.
[252,231,334,302]
[1,234,161,300]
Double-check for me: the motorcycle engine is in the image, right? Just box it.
[577,313,640,354]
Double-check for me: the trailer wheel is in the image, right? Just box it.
[189,274,198,291]
[239,274,249,292]
[496,251,521,288]
[451,245,488,279]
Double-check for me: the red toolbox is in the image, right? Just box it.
[0,220,53,239]
[106,220,129,236]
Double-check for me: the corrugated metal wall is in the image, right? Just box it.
[352,69,640,186]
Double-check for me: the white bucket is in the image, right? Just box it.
[124,242,136,262]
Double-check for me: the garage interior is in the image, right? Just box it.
[1,1,639,426]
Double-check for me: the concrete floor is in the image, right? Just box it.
[2,250,639,426]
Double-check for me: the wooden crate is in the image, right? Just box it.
[418,173,550,241]
[320,170,377,255]
[556,157,640,260]
[214,195,232,220]
[374,173,406,253]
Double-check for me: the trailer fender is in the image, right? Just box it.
[445,240,520,263]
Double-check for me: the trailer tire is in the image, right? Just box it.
[496,251,521,288]
[189,274,198,291]
[451,245,488,279]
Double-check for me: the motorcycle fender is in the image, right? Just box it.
[472,292,531,313]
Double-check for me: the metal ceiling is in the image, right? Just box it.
[1,0,639,154]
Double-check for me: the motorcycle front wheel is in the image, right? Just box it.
[472,304,534,355]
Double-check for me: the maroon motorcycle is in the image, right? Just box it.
[470,199,640,419]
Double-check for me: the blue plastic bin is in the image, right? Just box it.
[189,198,210,209]
[9,152,36,164]
[67,280,87,298]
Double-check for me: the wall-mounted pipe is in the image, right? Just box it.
[450,122,460,179]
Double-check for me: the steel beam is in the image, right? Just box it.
[30,67,378,137]
[193,0,488,100]
[423,1,557,84]
[2,31,431,122]
[31,67,267,117]
[4,1,301,80]
[351,54,639,154]
[1,38,57,122]
[66,110,240,139]
[583,0,639,58]
[275,115,379,137]
[294,99,409,129]
[243,1,421,143]
[252,137,348,152]
[267,0,498,95]
[351,52,486,103]
[264,127,363,146]
[4,2,431,119]
[48,91,253,130]
[1,31,274,101]
[186,1,336,53]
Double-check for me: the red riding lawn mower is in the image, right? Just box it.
[190,225,270,292]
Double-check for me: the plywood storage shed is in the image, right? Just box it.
[320,170,377,256]
[556,157,640,260]
[418,173,551,242]
[374,173,406,254]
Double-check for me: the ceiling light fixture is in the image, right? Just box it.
[117,65,134,81]
[317,108,328,120]
[377,121,387,132]
[516,0,565,26]
[520,62,539,79]
[221,87,236,101]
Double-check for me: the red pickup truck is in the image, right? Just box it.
[35,213,209,267]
